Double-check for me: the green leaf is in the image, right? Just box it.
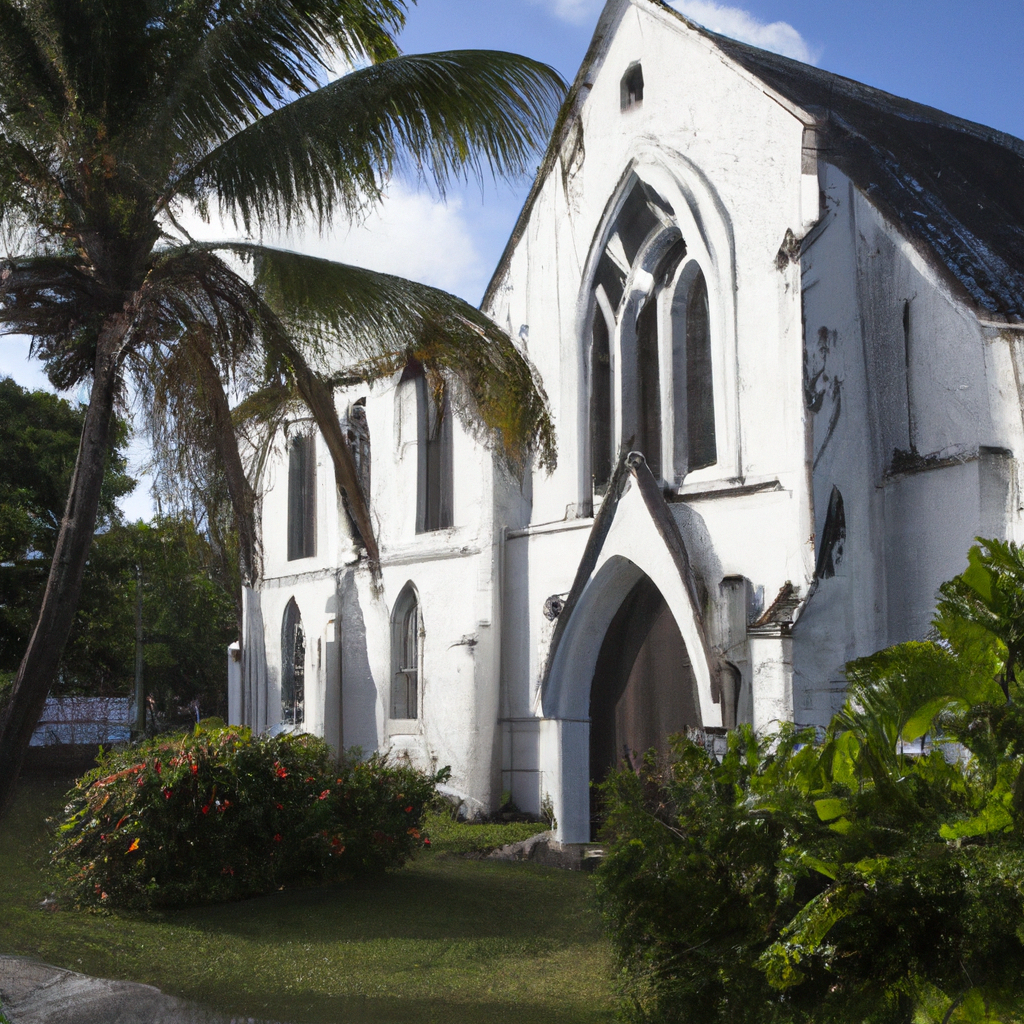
[962,545,996,606]
[814,797,849,821]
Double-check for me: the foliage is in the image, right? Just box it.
[596,539,1024,1024]
[62,516,238,720]
[0,376,135,673]
[52,725,447,909]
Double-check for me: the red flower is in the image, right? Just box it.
[276,767,287,778]
[305,776,315,783]
[273,834,282,843]
[275,803,284,810]
[154,761,161,775]
[191,764,198,775]
[319,790,330,801]
[201,804,211,815]
[423,838,431,846]
[405,806,412,813]
[163,788,173,800]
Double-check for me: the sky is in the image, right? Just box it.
[3,0,1023,519]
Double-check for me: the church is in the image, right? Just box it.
[229,0,1024,844]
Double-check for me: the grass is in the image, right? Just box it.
[422,808,552,856]
[0,773,615,1024]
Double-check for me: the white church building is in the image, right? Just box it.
[230,0,1024,843]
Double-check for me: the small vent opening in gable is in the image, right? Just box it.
[621,62,644,110]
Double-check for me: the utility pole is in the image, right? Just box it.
[134,564,145,738]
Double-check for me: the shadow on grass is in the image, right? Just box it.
[165,856,596,943]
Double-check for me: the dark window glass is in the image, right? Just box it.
[614,181,661,267]
[346,399,371,501]
[391,589,419,719]
[281,599,305,726]
[287,432,316,560]
[591,309,613,494]
[636,297,662,480]
[686,272,717,471]
[419,379,453,532]
[620,63,644,110]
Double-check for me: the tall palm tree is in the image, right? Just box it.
[0,0,563,822]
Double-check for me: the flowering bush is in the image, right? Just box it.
[51,724,448,909]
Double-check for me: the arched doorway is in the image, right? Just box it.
[589,574,702,836]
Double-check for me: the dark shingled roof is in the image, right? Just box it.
[686,16,1024,321]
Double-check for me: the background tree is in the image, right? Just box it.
[0,0,564,821]
[0,376,133,677]
[597,540,1024,1024]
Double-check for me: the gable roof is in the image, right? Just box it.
[483,0,1024,322]
[697,23,1024,322]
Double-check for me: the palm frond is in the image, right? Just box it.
[132,0,406,180]
[177,51,565,230]
[230,242,556,472]
[0,0,71,126]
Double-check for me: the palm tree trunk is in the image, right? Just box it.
[0,316,126,824]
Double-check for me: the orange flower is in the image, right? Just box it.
[407,827,421,839]
[128,838,140,852]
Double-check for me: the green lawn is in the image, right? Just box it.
[1,774,615,1024]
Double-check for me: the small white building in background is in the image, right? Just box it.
[232,0,1024,843]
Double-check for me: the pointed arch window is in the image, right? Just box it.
[636,296,662,480]
[391,586,420,720]
[590,308,613,494]
[281,598,305,726]
[346,398,371,501]
[287,431,316,561]
[671,267,717,482]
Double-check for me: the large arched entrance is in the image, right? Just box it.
[589,573,702,836]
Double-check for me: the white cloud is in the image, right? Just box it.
[273,184,484,301]
[176,182,484,303]
[669,0,817,64]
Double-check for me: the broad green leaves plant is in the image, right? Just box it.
[597,540,1024,1024]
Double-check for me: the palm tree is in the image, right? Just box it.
[0,0,563,822]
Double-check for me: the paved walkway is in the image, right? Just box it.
[0,956,257,1024]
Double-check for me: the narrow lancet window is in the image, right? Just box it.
[636,296,662,480]
[419,379,453,532]
[591,309,613,494]
[346,399,371,502]
[391,586,420,719]
[287,431,316,560]
[685,270,717,472]
[281,598,305,726]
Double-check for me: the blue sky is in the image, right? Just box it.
[3,0,1023,517]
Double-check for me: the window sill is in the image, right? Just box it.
[387,719,421,735]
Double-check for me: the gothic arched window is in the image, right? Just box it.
[590,308,613,494]
[391,585,420,720]
[287,431,316,561]
[346,398,371,501]
[671,266,717,482]
[281,598,305,726]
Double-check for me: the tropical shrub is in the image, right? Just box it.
[596,540,1024,1024]
[52,724,447,909]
